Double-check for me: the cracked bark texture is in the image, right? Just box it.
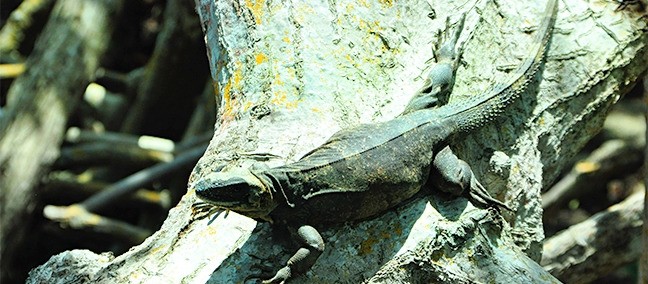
[26,0,647,283]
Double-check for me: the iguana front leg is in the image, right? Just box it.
[431,146,511,210]
[263,225,325,284]
[402,13,466,115]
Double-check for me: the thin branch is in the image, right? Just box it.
[94,67,144,95]
[43,204,151,244]
[55,142,173,169]
[66,127,176,153]
[542,139,643,213]
[79,144,206,212]
[42,144,206,236]
[42,171,171,208]
[542,188,645,284]
[0,63,25,79]
[0,0,55,63]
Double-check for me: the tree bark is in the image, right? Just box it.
[641,74,648,284]
[542,189,644,284]
[0,1,123,282]
[119,0,209,137]
[26,0,648,283]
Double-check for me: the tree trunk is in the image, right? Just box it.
[0,1,123,283]
[641,74,648,284]
[26,0,648,283]
[542,189,644,283]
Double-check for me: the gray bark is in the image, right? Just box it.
[541,189,644,284]
[0,1,123,283]
[26,0,648,283]
[641,74,648,284]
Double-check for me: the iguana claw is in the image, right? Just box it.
[468,178,513,211]
[431,146,511,211]
[191,202,227,224]
[261,267,291,284]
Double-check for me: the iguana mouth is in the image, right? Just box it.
[202,200,242,208]
[204,200,273,220]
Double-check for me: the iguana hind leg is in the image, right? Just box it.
[402,13,466,115]
[262,225,324,284]
[431,146,511,210]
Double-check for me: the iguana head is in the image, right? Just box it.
[193,168,277,220]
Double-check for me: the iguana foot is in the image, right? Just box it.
[191,202,226,223]
[402,13,466,115]
[243,266,291,284]
[261,267,291,284]
[468,176,512,211]
[431,146,511,211]
[242,255,284,284]
[249,225,324,283]
[244,262,282,284]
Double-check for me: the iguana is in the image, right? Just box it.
[193,0,558,282]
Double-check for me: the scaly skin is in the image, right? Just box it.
[402,13,466,114]
[193,0,558,282]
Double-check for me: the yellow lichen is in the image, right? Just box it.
[357,18,368,29]
[245,0,265,25]
[243,101,253,111]
[220,63,243,120]
[255,52,267,64]
[359,237,378,255]
[274,72,284,86]
[232,66,243,88]
[394,224,402,235]
[284,99,301,109]
[345,3,355,13]
[271,91,287,106]
[378,0,394,7]
[149,245,165,255]
[222,80,233,118]
[270,89,301,110]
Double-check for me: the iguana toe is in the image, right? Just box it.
[261,267,291,284]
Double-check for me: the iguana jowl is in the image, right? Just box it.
[193,0,558,282]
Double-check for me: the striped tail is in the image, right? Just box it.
[440,0,558,133]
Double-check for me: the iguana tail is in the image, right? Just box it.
[440,0,558,133]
